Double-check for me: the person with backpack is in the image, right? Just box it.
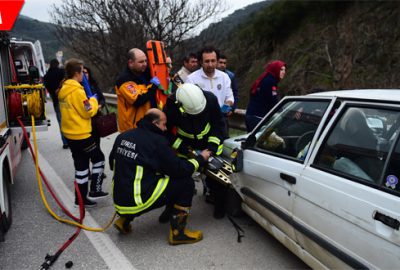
[245,60,286,132]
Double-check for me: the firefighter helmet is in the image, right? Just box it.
[176,83,206,115]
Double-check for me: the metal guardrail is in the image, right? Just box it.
[104,93,117,105]
[104,93,247,131]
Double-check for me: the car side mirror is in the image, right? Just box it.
[241,134,256,149]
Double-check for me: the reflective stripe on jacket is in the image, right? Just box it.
[165,90,225,156]
[109,117,205,215]
[113,166,170,215]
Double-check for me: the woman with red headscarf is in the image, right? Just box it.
[245,60,286,132]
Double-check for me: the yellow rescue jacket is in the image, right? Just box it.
[58,79,98,140]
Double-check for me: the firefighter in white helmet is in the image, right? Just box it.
[110,108,211,245]
[160,83,226,221]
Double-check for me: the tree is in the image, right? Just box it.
[50,0,225,90]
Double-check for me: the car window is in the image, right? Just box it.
[254,100,330,160]
[314,106,400,188]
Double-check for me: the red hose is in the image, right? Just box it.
[16,118,86,269]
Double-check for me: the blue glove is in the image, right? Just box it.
[221,104,232,114]
[150,76,161,87]
[89,93,98,100]
[81,74,93,97]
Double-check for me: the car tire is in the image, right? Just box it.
[225,187,244,217]
[1,165,12,234]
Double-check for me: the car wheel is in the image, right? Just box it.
[1,166,12,233]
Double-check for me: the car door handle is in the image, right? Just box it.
[280,173,296,184]
[373,211,400,230]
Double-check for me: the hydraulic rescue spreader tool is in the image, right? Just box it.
[189,149,233,186]
[190,148,245,242]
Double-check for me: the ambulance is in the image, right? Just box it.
[0,32,47,241]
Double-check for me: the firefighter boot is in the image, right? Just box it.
[169,205,203,245]
[88,173,109,200]
[74,182,97,208]
[114,216,133,235]
[158,204,172,224]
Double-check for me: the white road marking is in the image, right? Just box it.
[35,150,136,270]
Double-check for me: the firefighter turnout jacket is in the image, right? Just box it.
[164,90,225,156]
[109,118,205,215]
[115,67,157,132]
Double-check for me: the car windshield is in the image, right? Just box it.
[254,100,330,160]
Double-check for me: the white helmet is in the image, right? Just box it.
[176,83,206,115]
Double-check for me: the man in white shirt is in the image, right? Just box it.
[186,47,234,121]
[186,46,234,219]
[177,53,198,82]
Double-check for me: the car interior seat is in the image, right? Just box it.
[340,108,377,149]
[336,108,380,181]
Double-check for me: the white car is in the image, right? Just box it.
[224,90,400,269]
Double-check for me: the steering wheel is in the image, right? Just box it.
[295,130,316,153]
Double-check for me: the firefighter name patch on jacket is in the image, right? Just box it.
[116,140,138,159]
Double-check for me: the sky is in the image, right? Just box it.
[20,0,265,30]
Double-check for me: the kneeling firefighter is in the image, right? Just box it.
[161,83,226,219]
[109,108,211,245]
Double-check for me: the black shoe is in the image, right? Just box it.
[74,198,97,208]
[88,191,109,200]
[63,144,69,149]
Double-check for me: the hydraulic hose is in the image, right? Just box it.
[25,89,43,118]
[18,116,116,232]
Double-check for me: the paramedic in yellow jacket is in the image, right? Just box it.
[115,48,160,132]
[58,58,108,208]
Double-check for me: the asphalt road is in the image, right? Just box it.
[0,102,309,270]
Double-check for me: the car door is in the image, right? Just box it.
[295,101,400,269]
[237,97,333,241]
